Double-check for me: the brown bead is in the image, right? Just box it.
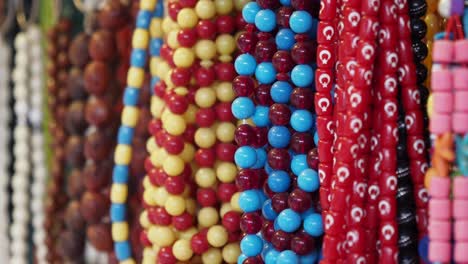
[67,68,87,100]
[57,19,72,33]
[57,52,69,68]
[57,34,70,50]
[57,230,85,259]
[85,96,112,127]
[64,201,86,231]
[67,169,85,199]
[65,101,88,135]
[89,30,116,61]
[55,104,68,124]
[69,33,90,67]
[80,191,109,224]
[47,78,58,93]
[57,68,69,86]
[65,136,85,167]
[98,0,128,30]
[84,129,114,161]
[47,63,58,78]
[83,160,112,191]
[87,223,113,252]
[84,61,111,96]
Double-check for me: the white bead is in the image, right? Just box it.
[12,69,26,84]
[29,111,42,126]
[30,76,43,90]
[27,26,41,41]
[12,177,27,190]
[438,0,451,18]
[10,223,27,238]
[15,52,28,67]
[12,209,29,223]
[14,33,27,49]
[31,198,42,212]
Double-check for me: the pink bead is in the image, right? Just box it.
[453,177,468,199]
[433,92,454,114]
[455,243,468,262]
[429,176,451,198]
[455,39,468,63]
[428,220,451,240]
[429,199,451,220]
[454,199,468,219]
[455,92,468,112]
[431,69,452,92]
[429,241,451,262]
[453,113,468,134]
[453,68,468,91]
[455,220,468,241]
[433,40,454,63]
[430,113,451,135]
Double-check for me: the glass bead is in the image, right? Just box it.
[290,132,314,154]
[265,249,280,264]
[217,182,238,201]
[241,235,264,257]
[256,84,273,106]
[277,250,299,264]
[291,64,314,87]
[233,76,255,97]
[239,189,262,212]
[235,146,257,169]
[291,231,315,255]
[232,97,255,119]
[290,109,313,132]
[235,54,257,75]
[297,169,319,192]
[240,212,263,234]
[271,81,293,103]
[271,230,292,251]
[197,19,217,39]
[197,188,218,207]
[255,40,277,62]
[255,62,277,84]
[268,126,291,148]
[269,104,291,126]
[271,192,289,213]
[237,31,258,53]
[272,51,294,74]
[222,211,241,232]
[277,6,293,28]
[267,170,291,192]
[268,148,291,170]
[289,11,312,34]
[291,154,308,176]
[303,213,323,237]
[252,106,271,127]
[216,102,235,122]
[277,208,301,232]
[291,41,315,65]
[236,169,262,190]
[275,29,296,51]
[217,15,236,34]
[288,188,311,213]
[299,251,318,263]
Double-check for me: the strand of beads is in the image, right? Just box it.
[423,0,442,89]
[10,29,32,264]
[44,19,73,263]
[28,25,48,264]
[110,0,157,263]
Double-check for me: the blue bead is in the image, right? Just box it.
[279,0,291,6]
[150,38,163,56]
[150,77,160,94]
[130,48,147,67]
[291,154,308,176]
[255,9,277,32]
[298,168,320,192]
[115,241,132,260]
[277,209,302,233]
[300,208,315,220]
[265,249,280,264]
[242,2,261,23]
[290,109,313,132]
[303,213,324,237]
[136,10,152,28]
[299,251,318,264]
[232,97,255,119]
[271,81,292,103]
[265,162,273,174]
[117,126,134,145]
[240,235,264,257]
[239,190,262,212]
[273,218,280,230]
[275,28,296,50]
[110,204,126,222]
[313,131,319,146]
[418,235,430,264]
[113,165,129,183]
[267,170,291,193]
[234,146,257,168]
[268,126,291,148]
[235,54,257,75]
[289,10,313,34]
[252,106,270,127]
[262,199,278,220]
[256,189,268,204]
[262,243,273,259]
[255,62,277,84]
[154,0,164,17]
[277,250,299,264]
[123,87,140,106]
[237,254,248,264]
[291,64,314,87]
[253,147,267,169]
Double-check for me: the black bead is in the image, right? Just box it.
[416,63,428,84]
[397,185,415,204]
[410,18,427,40]
[399,249,419,264]
[412,40,428,62]
[397,205,417,225]
[398,227,418,248]
[419,84,429,105]
[409,0,428,18]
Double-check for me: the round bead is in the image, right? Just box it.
[238,189,262,212]
[255,62,277,84]
[207,225,229,247]
[235,54,257,76]
[240,235,264,257]
[267,170,291,193]
[275,29,296,51]
[297,169,319,192]
[289,11,313,33]
[268,126,291,148]
[232,97,255,119]
[255,9,277,32]
[242,2,261,23]
[277,208,301,232]
[173,239,194,261]
[291,65,314,87]
[173,47,195,68]
[290,110,313,132]
[303,213,323,237]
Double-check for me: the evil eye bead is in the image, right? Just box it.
[291,64,314,87]
[235,54,257,76]
[289,11,313,34]
[255,9,277,32]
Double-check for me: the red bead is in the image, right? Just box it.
[196,108,216,127]
[148,119,162,136]
[216,15,236,34]
[262,220,275,242]
[271,192,289,213]
[166,93,189,115]
[139,230,152,247]
[195,148,216,167]
[216,143,236,162]
[153,81,167,97]
[269,104,291,126]
[292,41,316,65]
[158,246,177,264]
[291,132,314,154]
[243,256,263,264]
[233,76,255,97]
[179,0,197,7]
[164,176,186,195]
[144,157,154,172]
[168,2,181,21]
[183,124,196,143]
[222,211,241,232]
[163,134,185,155]
[235,124,255,146]
[177,28,198,47]
[153,168,169,186]
[236,13,247,30]
[197,20,217,39]
[195,66,215,87]
[236,169,262,191]
[171,67,192,86]
[272,51,294,73]
[291,230,315,255]
[215,62,236,81]
[155,130,167,146]
[291,88,314,109]
[277,6,293,28]
[255,40,277,62]
[252,127,268,147]
[237,31,258,54]
[217,183,237,202]
[240,212,263,234]
[216,102,234,122]
[288,188,312,213]
[268,148,291,170]
[228,231,241,242]
[196,188,218,207]
[191,231,210,254]
[148,207,171,226]
[271,230,292,251]
[172,212,194,231]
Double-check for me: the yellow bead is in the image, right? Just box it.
[195,87,217,108]
[214,0,234,14]
[183,104,198,124]
[230,192,242,212]
[148,226,176,247]
[132,28,149,49]
[216,34,236,55]
[234,0,250,10]
[151,147,168,167]
[186,198,197,214]
[202,248,223,264]
[195,168,217,188]
[222,243,241,263]
[110,184,128,203]
[142,247,157,264]
[163,155,185,176]
[177,8,199,28]
[425,13,440,41]
[150,18,163,38]
[426,0,438,13]
[194,40,217,61]
[150,57,163,76]
[220,203,233,217]
[114,144,132,165]
[195,0,217,19]
[180,227,198,240]
[198,207,220,228]
[173,47,196,68]
[122,106,139,127]
[150,96,165,119]
[147,136,158,153]
[163,114,187,136]
[121,259,136,264]
[153,187,169,207]
[127,66,145,88]
[427,94,433,118]
[112,222,129,242]
[139,210,151,229]
[167,29,181,49]
[195,128,217,148]
[140,0,156,10]
[165,195,186,216]
[207,225,228,247]
[215,82,235,102]
[216,162,237,183]
[173,239,194,261]
[143,189,157,206]
[142,176,152,190]
[200,60,214,68]
[180,143,195,163]
[219,55,232,63]
[216,122,235,143]
[162,17,179,34]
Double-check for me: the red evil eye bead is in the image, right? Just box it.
[148,207,172,226]
[290,88,314,109]
[277,6,293,28]
[197,20,217,39]
[216,102,234,122]
[196,188,218,207]
[269,103,291,126]
[272,51,294,73]
[268,148,291,170]
[177,28,198,47]
[236,169,262,190]
[166,93,189,114]
[233,76,255,97]
[191,230,210,254]
[240,212,263,234]
[272,230,292,251]
[237,31,258,53]
[195,66,215,86]
[172,212,194,231]
[222,211,241,232]
[196,108,216,127]
[217,183,237,202]
[215,62,236,81]
[216,15,236,34]
[195,148,216,167]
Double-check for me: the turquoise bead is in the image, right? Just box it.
[117,126,135,145]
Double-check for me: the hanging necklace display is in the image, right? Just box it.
[0,0,14,259]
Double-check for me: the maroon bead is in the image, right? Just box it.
[290,88,314,109]
[291,41,316,65]
[307,148,319,170]
[255,40,277,62]
[197,188,218,207]
[262,220,275,242]
[243,256,263,264]
[240,212,263,234]
[272,51,294,73]
[216,102,235,122]
[172,212,194,231]
[222,211,241,232]
[195,148,216,167]
[216,15,236,34]
[268,148,291,170]
[217,183,237,202]
[277,7,293,28]
[163,134,185,155]
[171,67,192,86]
[271,192,289,213]
[233,76,255,97]
[257,0,280,8]
[196,108,216,127]
[288,188,312,212]
[272,230,292,251]
[253,127,268,147]
[158,246,177,264]
[290,132,314,154]
[237,31,258,53]
[235,124,255,146]
[236,169,262,190]
[166,93,189,115]
[269,103,291,126]
[291,230,315,255]
[148,207,172,226]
